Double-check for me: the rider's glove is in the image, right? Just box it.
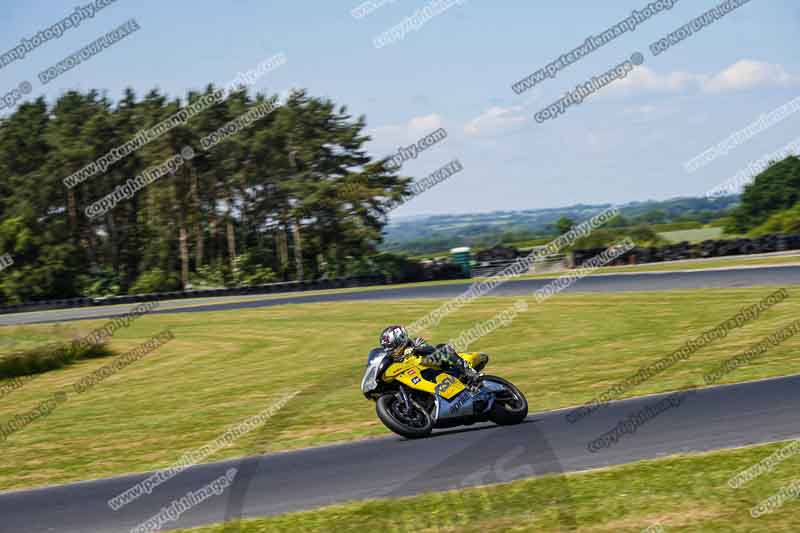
[463,367,481,387]
[400,338,425,359]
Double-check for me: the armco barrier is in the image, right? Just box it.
[0,275,389,316]
[572,234,800,268]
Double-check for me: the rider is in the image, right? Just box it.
[379,325,482,386]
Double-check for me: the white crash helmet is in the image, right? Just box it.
[379,325,409,355]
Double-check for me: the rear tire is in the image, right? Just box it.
[376,393,433,439]
[484,375,528,426]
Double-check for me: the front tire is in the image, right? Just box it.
[484,376,528,425]
[376,393,433,439]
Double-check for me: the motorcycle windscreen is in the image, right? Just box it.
[361,349,390,394]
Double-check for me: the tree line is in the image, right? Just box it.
[0,86,409,303]
[725,155,800,235]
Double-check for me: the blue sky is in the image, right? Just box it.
[1,0,799,217]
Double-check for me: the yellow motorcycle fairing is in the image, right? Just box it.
[382,352,488,400]
[460,351,489,371]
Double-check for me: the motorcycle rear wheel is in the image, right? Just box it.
[376,393,434,438]
[484,375,528,425]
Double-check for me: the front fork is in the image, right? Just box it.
[398,384,412,411]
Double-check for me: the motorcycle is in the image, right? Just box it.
[361,348,528,438]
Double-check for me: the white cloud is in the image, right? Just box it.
[369,113,444,144]
[408,113,442,132]
[608,60,800,95]
[610,67,703,94]
[701,60,800,92]
[464,105,528,136]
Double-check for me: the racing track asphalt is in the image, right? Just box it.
[2,264,800,326]
[1,373,799,532]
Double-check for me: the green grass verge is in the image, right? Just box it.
[658,227,725,243]
[0,324,82,354]
[172,441,800,532]
[508,253,800,279]
[545,253,800,277]
[1,288,799,492]
[0,340,112,379]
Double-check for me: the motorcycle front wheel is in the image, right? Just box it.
[376,393,434,438]
[484,375,528,425]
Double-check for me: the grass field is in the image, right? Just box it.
[173,440,800,532]
[1,287,799,493]
[0,323,83,353]
[492,253,800,280]
[658,227,725,243]
[552,253,800,276]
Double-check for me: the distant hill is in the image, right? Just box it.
[381,195,740,255]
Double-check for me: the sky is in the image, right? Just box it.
[1,0,799,218]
